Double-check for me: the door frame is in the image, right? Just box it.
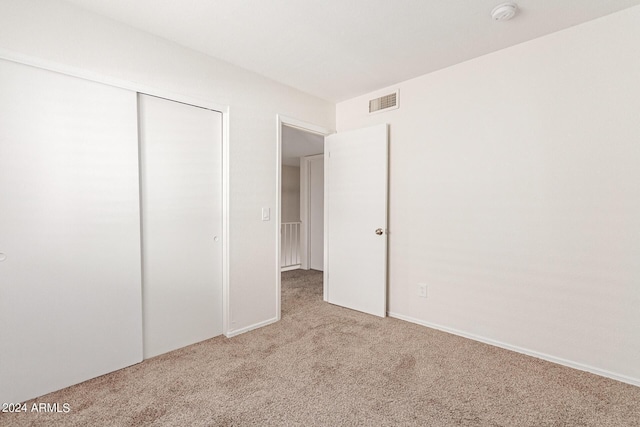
[276,115,333,320]
[300,154,324,271]
[0,50,231,336]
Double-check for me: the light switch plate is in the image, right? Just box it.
[262,207,270,221]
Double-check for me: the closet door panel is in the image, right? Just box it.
[138,94,222,359]
[0,60,143,403]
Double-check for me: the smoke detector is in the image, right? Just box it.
[491,2,518,21]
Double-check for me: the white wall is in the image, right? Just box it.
[281,165,301,223]
[0,0,335,335]
[336,6,640,385]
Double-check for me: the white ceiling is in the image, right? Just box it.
[282,126,324,166]
[63,0,640,102]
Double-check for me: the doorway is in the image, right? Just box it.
[276,116,332,320]
[277,118,390,320]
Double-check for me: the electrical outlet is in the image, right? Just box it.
[418,283,428,298]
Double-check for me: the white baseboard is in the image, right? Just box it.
[387,311,640,388]
[281,265,301,272]
[225,316,279,338]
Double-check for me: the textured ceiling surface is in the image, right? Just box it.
[64,0,640,101]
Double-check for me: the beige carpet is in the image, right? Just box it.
[3,269,639,426]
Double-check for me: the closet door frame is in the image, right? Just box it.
[0,50,232,336]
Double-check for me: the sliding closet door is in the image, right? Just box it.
[0,60,143,403]
[138,94,223,359]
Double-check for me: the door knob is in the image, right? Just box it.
[375,228,384,235]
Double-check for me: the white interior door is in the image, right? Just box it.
[0,60,143,403]
[138,94,223,359]
[309,156,324,270]
[325,124,388,317]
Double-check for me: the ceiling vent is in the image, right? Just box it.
[369,90,399,114]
